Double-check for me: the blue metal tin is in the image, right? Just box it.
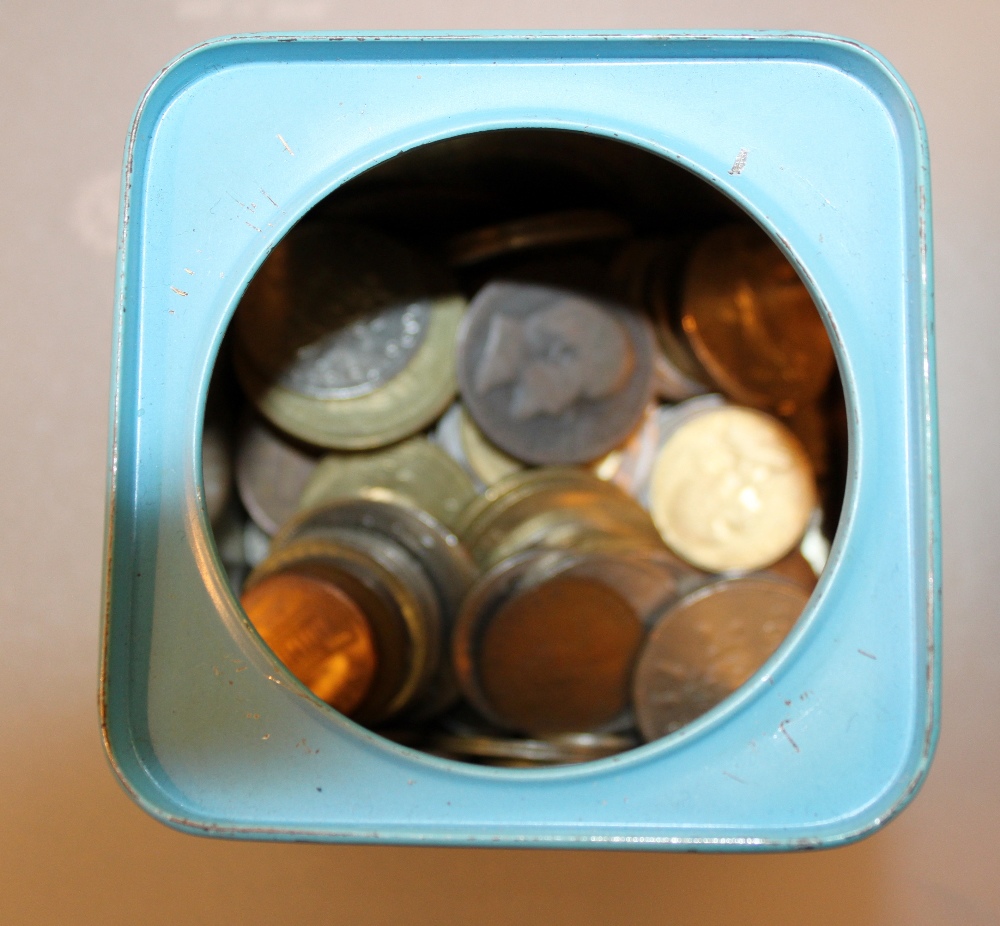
[101,31,939,850]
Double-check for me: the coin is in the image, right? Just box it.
[427,731,636,766]
[453,547,682,735]
[447,210,631,266]
[680,224,835,411]
[468,572,645,734]
[455,468,662,569]
[250,533,437,725]
[234,413,322,535]
[457,282,656,465]
[298,437,478,531]
[612,237,712,401]
[632,576,810,740]
[240,571,378,715]
[457,404,525,486]
[274,497,478,720]
[649,405,817,573]
[234,222,442,400]
[590,402,660,494]
[234,292,464,450]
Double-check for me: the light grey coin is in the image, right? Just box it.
[632,576,810,742]
[234,414,322,536]
[457,282,656,465]
[234,222,439,400]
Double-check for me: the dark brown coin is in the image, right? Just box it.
[241,572,378,716]
[474,575,645,735]
[457,281,656,465]
[632,576,810,742]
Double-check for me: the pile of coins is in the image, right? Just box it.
[206,187,845,768]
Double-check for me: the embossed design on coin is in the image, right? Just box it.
[633,576,809,741]
[649,405,817,573]
[234,222,436,399]
[457,282,656,465]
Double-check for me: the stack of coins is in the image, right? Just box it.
[208,183,845,767]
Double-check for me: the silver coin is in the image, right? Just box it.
[457,281,656,465]
[632,576,810,742]
[234,222,438,400]
[234,413,322,536]
[427,731,636,765]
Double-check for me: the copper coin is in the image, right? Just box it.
[475,575,645,735]
[457,281,656,465]
[241,572,378,716]
[681,224,835,411]
[633,576,810,741]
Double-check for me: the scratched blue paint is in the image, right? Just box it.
[100,32,939,850]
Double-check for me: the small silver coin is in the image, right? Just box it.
[457,281,656,465]
[234,414,322,536]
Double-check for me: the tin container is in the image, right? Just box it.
[101,32,939,850]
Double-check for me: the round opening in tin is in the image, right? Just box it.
[202,129,848,769]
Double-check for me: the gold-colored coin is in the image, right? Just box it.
[234,294,465,450]
[456,468,661,569]
[298,436,477,531]
[649,405,817,573]
[457,405,524,485]
[680,224,835,411]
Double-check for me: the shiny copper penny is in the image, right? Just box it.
[241,572,377,716]
[476,575,645,735]
[681,224,835,411]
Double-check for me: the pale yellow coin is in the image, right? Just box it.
[457,405,524,485]
[298,436,477,531]
[649,406,816,573]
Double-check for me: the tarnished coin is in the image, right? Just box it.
[633,576,810,741]
[234,222,438,400]
[235,292,464,450]
[458,404,525,486]
[455,468,662,569]
[241,571,378,715]
[298,437,478,531]
[447,210,631,266]
[649,405,817,573]
[235,413,322,535]
[681,224,835,411]
[454,547,681,736]
[461,571,645,735]
[457,282,656,465]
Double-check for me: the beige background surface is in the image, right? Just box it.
[1,2,995,923]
